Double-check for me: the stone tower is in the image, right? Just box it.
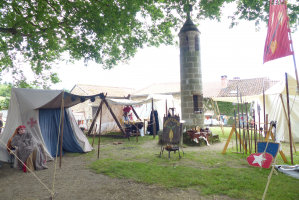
[179,5,204,130]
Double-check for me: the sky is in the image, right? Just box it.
[2,3,299,91]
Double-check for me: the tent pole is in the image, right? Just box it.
[103,98,126,136]
[88,99,104,136]
[131,106,141,120]
[279,94,296,153]
[97,106,102,159]
[263,88,266,142]
[285,73,294,164]
[285,2,299,86]
[166,99,168,116]
[91,124,98,147]
[59,91,65,168]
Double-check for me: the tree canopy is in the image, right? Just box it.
[1,0,298,88]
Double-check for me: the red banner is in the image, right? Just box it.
[263,2,293,63]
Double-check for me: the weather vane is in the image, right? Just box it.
[187,4,192,19]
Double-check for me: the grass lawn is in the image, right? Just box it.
[86,127,299,200]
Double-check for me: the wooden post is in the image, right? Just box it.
[222,124,235,154]
[131,106,141,120]
[285,73,294,164]
[234,109,238,152]
[103,99,126,136]
[91,124,98,147]
[258,104,261,142]
[166,99,167,116]
[222,124,245,154]
[237,86,242,152]
[88,99,104,135]
[240,93,246,154]
[59,91,65,168]
[97,107,102,159]
[245,103,250,154]
[279,94,297,153]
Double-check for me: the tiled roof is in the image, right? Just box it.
[72,84,137,97]
[203,81,222,97]
[131,77,279,98]
[218,77,279,97]
[133,82,180,96]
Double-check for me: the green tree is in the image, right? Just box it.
[1,0,298,87]
[0,97,10,110]
[0,82,40,109]
[0,82,12,97]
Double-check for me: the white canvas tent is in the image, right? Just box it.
[212,74,299,142]
[91,94,181,134]
[0,88,93,163]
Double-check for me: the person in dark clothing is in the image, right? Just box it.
[0,117,3,134]
[147,110,159,135]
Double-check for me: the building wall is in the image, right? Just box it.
[179,30,204,130]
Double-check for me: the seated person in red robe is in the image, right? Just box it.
[7,125,48,172]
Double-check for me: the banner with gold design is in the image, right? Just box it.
[162,117,180,144]
[263,1,293,63]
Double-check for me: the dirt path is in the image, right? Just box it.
[0,140,238,200]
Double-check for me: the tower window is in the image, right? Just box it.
[185,36,189,51]
[195,35,199,51]
[193,94,203,113]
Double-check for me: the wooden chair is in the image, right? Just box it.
[9,147,35,172]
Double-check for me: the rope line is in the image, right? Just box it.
[0,138,54,196]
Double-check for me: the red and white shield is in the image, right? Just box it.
[247,153,274,169]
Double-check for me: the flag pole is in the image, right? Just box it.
[285,1,299,86]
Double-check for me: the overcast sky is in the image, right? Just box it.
[2,3,299,91]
